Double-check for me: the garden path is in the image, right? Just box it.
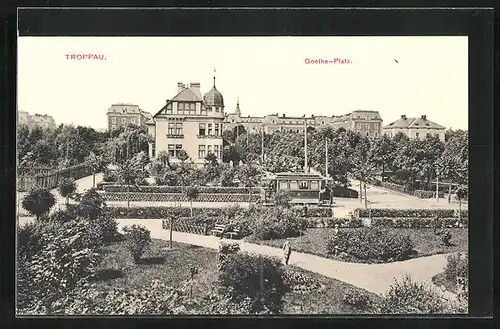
[116,218,458,300]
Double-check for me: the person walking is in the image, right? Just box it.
[283,238,292,265]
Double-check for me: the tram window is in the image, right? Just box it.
[279,181,288,190]
[299,181,308,190]
[310,181,319,190]
[290,180,298,190]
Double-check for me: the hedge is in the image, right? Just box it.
[331,186,359,199]
[304,217,363,228]
[379,181,445,199]
[356,208,468,219]
[290,206,332,218]
[99,184,261,195]
[100,192,260,203]
[371,217,468,229]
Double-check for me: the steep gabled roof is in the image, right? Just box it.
[153,87,204,118]
[384,117,445,129]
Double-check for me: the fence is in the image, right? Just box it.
[17,166,54,191]
[30,164,92,190]
[161,219,208,235]
[100,192,261,203]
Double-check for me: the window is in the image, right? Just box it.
[189,103,196,115]
[435,133,439,137]
[215,124,220,136]
[208,123,213,135]
[122,117,126,124]
[366,132,369,136]
[175,144,182,155]
[199,123,206,136]
[111,117,116,124]
[426,133,431,138]
[208,106,212,112]
[279,181,288,190]
[232,119,235,123]
[374,132,378,137]
[215,107,220,112]
[201,106,207,115]
[322,121,325,125]
[207,145,213,154]
[168,144,175,157]
[310,181,319,190]
[175,123,183,135]
[131,117,136,125]
[299,181,309,190]
[214,145,220,158]
[168,123,175,135]
[415,133,420,138]
[198,145,206,158]
[166,104,172,114]
[111,124,116,130]
[289,180,298,190]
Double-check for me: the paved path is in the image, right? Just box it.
[116,218,457,297]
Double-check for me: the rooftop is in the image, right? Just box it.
[384,115,445,129]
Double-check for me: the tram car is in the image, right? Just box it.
[261,171,333,206]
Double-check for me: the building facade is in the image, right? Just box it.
[18,111,56,130]
[107,104,152,131]
[224,105,383,137]
[148,81,225,165]
[383,115,446,141]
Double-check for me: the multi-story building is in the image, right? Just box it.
[148,80,225,164]
[330,110,383,138]
[383,115,446,141]
[224,105,382,137]
[107,104,152,131]
[18,111,56,130]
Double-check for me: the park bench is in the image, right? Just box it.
[224,227,241,240]
[211,224,227,237]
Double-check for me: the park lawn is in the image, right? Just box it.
[252,228,468,262]
[94,238,378,314]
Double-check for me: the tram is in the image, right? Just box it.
[261,171,333,206]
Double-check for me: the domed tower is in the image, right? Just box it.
[203,74,224,113]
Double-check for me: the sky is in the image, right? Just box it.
[17,36,468,130]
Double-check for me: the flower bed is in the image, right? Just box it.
[99,185,261,194]
[100,192,260,203]
[371,217,468,229]
[355,208,467,219]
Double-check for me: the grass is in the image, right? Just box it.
[250,228,468,263]
[95,238,379,314]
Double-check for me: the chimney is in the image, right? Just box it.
[189,82,202,99]
[401,115,407,120]
[421,115,427,120]
[282,114,286,118]
[177,82,185,93]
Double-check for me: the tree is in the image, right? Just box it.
[85,152,106,188]
[350,137,377,208]
[455,186,467,226]
[203,153,221,185]
[437,131,468,202]
[58,177,77,206]
[222,129,235,144]
[184,185,200,217]
[176,149,190,162]
[22,188,56,220]
[117,158,143,208]
[77,188,107,221]
[371,134,398,177]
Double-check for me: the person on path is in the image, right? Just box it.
[283,238,292,265]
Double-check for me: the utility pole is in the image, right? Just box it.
[261,127,265,163]
[304,119,308,173]
[435,168,440,202]
[325,138,328,177]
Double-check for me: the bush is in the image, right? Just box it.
[378,275,451,314]
[326,228,414,263]
[444,252,468,283]
[17,220,102,310]
[356,208,465,219]
[304,217,363,228]
[218,242,241,269]
[101,184,261,194]
[22,188,56,220]
[250,207,306,240]
[371,217,468,229]
[102,169,118,182]
[282,270,322,292]
[342,289,374,310]
[274,191,292,207]
[291,206,333,218]
[379,181,445,198]
[122,225,151,263]
[218,252,288,314]
[331,186,359,198]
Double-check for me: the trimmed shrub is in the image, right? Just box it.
[356,208,466,219]
[378,275,451,314]
[305,217,363,228]
[342,289,374,310]
[101,184,261,194]
[371,217,468,229]
[218,252,288,314]
[22,188,56,220]
[291,206,332,218]
[326,228,414,263]
[122,225,151,263]
[100,191,259,203]
[57,177,77,205]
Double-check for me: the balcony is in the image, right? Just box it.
[166,134,184,139]
[197,134,223,139]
